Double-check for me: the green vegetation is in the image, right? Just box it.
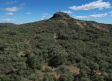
[0,12,112,81]
[0,23,16,27]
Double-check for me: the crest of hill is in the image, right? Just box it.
[21,12,110,32]
[51,12,71,19]
[50,12,109,32]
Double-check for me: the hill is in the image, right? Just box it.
[0,12,112,81]
[0,23,16,27]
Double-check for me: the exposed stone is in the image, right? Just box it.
[51,12,71,19]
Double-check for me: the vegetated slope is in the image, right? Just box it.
[0,12,112,81]
[0,23,16,27]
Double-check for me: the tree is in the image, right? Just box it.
[92,74,104,81]
[60,73,74,81]
[0,75,10,81]
[28,72,42,81]
[43,73,57,81]
[88,61,99,78]
[27,53,43,70]
[56,65,70,74]
[49,50,67,67]
[80,77,91,81]
[79,69,88,78]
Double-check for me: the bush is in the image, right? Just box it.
[45,67,52,72]
[56,65,70,74]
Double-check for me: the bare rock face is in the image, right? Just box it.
[51,12,71,19]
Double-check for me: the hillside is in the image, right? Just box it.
[0,12,112,81]
[0,23,16,27]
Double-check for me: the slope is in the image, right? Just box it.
[0,12,112,81]
[0,23,17,27]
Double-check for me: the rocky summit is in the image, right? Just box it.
[51,12,71,19]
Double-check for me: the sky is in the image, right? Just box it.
[0,0,112,24]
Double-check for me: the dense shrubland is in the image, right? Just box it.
[0,12,112,81]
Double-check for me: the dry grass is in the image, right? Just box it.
[76,21,84,29]
[93,23,109,32]
[67,65,79,73]
[58,20,68,27]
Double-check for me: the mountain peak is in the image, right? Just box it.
[51,12,71,19]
